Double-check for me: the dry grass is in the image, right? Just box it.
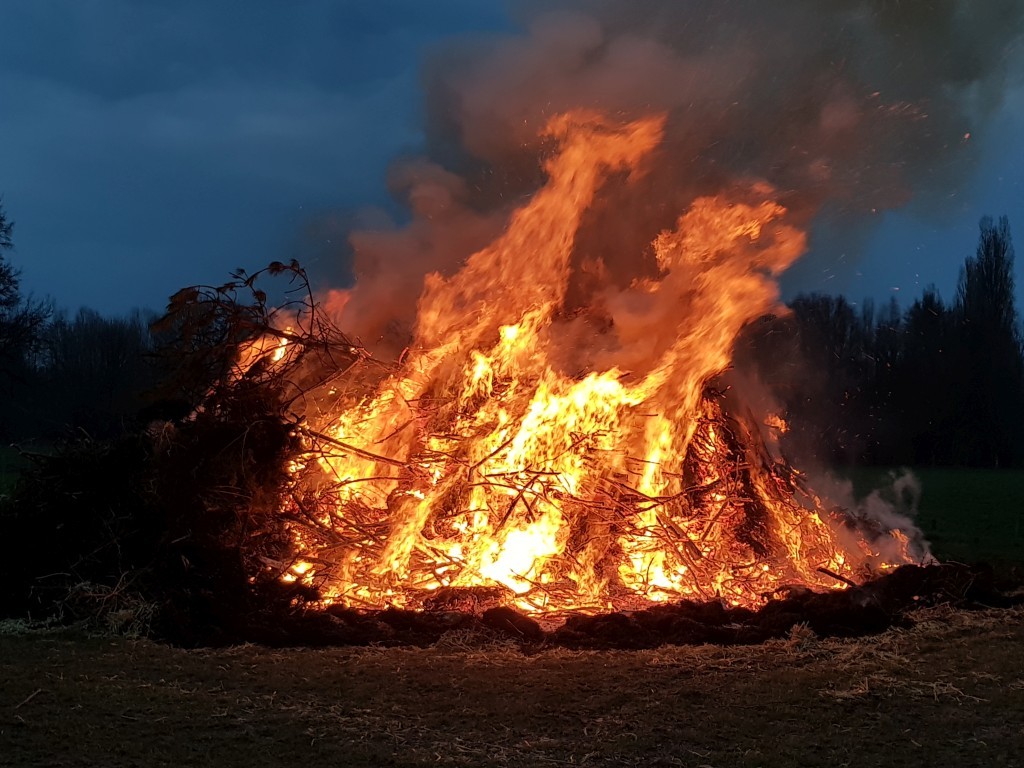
[3,605,1024,767]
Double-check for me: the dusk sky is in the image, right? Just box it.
[2,1,1023,317]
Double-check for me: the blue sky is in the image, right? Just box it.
[0,1,510,313]
[787,82,1024,307]
[1,1,1022,316]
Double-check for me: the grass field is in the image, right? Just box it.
[3,606,1023,767]
[844,468,1024,568]
[0,446,27,494]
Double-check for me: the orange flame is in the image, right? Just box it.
[283,111,917,614]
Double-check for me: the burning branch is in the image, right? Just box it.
[160,114,924,618]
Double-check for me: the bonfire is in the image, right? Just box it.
[238,110,926,621]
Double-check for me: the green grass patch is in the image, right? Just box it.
[845,467,1024,567]
[0,445,28,493]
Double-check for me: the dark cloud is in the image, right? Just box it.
[425,0,1024,212]
[0,1,511,313]
[2,1,1022,319]
[3,1,508,98]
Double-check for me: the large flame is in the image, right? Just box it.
[279,111,917,614]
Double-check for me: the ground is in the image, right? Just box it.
[3,605,1024,767]
[2,468,1023,766]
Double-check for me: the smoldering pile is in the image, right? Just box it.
[239,563,1021,649]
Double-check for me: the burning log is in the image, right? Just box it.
[816,567,859,589]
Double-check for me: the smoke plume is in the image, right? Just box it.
[332,0,1023,353]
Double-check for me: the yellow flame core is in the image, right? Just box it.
[284,111,915,613]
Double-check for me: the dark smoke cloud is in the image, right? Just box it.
[337,0,1024,351]
[334,159,510,350]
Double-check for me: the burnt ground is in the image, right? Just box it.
[209,563,1020,650]
[3,605,1024,768]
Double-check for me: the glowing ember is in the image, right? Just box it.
[271,111,921,614]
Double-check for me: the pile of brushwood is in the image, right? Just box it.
[0,262,1019,648]
[0,263,352,644]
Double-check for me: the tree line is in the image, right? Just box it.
[739,215,1024,468]
[1,198,1022,467]
[0,201,158,443]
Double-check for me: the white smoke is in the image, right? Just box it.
[812,468,934,564]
